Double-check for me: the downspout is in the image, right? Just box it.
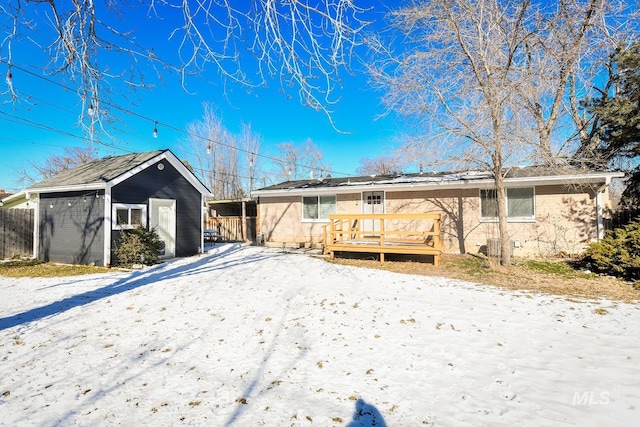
[29,192,38,260]
[103,187,112,267]
[201,195,205,253]
[595,178,611,240]
[242,199,247,242]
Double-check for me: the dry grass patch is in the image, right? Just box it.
[0,259,111,278]
[330,253,639,302]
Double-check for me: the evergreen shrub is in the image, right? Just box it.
[583,219,640,282]
[114,225,164,267]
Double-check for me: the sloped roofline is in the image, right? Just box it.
[252,169,625,197]
[20,149,210,196]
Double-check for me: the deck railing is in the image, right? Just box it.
[322,213,442,265]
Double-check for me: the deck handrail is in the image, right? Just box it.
[322,213,442,265]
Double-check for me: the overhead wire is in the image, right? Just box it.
[0,58,354,179]
[0,107,266,184]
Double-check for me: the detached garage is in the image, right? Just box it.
[13,150,210,266]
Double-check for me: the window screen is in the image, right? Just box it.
[480,188,535,220]
[480,189,498,219]
[302,195,336,220]
[130,208,143,225]
[507,188,534,218]
[116,208,129,225]
[319,195,336,219]
[303,197,319,219]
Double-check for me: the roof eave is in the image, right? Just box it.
[102,150,211,196]
[1,191,28,204]
[25,183,107,195]
[252,172,625,197]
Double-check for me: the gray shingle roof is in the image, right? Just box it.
[27,150,166,189]
[255,165,619,192]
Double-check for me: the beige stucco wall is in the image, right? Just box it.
[257,184,604,256]
[385,185,599,256]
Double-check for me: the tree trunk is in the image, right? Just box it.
[495,170,512,266]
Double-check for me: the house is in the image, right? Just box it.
[251,166,624,257]
[2,150,210,266]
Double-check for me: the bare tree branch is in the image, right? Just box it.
[1,0,372,136]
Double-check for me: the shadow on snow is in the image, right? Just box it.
[0,244,272,332]
[347,399,387,427]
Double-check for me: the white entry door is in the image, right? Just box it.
[149,198,176,259]
[362,191,384,234]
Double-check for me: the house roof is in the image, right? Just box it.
[3,150,210,201]
[27,150,165,190]
[252,166,624,197]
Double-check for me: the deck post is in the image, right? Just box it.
[323,213,442,266]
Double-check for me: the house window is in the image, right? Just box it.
[302,195,336,221]
[480,188,535,221]
[113,203,147,229]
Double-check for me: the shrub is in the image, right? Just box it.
[582,219,640,281]
[114,225,164,267]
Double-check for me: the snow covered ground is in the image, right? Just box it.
[1,244,638,426]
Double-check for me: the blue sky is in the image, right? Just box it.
[0,2,400,193]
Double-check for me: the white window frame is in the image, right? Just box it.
[480,187,536,223]
[112,203,147,230]
[302,195,336,222]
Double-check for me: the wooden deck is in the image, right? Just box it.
[322,213,442,265]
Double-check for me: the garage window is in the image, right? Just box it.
[113,203,147,229]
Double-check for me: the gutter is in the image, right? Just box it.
[252,172,626,198]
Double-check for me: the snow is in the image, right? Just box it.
[1,244,638,426]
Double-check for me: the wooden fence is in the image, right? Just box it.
[204,216,257,242]
[604,208,640,231]
[1,209,34,259]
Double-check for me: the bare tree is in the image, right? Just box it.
[185,104,266,199]
[186,104,242,200]
[1,1,371,133]
[510,0,637,165]
[357,154,405,176]
[369,0,638,265]
[370,0,533,265]
[238,122,262,195]
[14,145,94,187]
[272,138,328,182]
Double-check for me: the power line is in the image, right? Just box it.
[0,113,261,184]
[1,58,355,178]
[0,111,136,155]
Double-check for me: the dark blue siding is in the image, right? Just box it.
[111,160,202,261]
[39,191,105,265]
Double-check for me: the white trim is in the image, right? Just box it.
[149,198,177,259]
[479,187,536,222]
[301,194,336,222]
[109,151,211,196]
[595,178,610,240]
[25,183,107,194]
[33,195,40,259]
[361,191,386,215]
[200,194,205,251]
[23,151,211,198]
[252,172,625,197]
[103,188,111,267]
[1,191,27,205]
[112,203,148,230]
